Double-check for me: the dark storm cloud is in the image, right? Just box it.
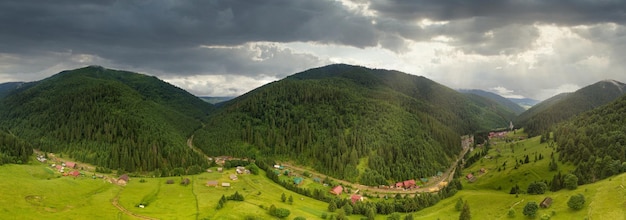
[367,0,626,25]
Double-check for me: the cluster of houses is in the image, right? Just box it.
[49,161,85,177]
[329,185,365,204]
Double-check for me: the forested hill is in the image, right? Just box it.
[458,89,525,115]
[516,80,626,137]
[554,94,626,184]
[193,64,513,184]
[0,66,213,174]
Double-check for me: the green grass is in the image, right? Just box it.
[410,131,626,220]
[2,136,624,220]
[0,163,123,219]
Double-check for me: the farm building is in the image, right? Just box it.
[330,185,343,195]
[65,162,76,169]
[206,180,218,187]
[395,182,404,188]
[403,179,416,188]
[69,170,80,177]
[221,182,230,187]
[466,173,476,182]
[229,174,238,180]
[293,177,304,185]
[118,174,130,185]
[350,194,363,203]
[540,197,553,208]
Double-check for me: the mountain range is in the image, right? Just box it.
[0,64,624,183]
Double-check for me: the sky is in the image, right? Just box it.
[2,0,626,100]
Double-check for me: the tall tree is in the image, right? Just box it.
[459,201,471,220]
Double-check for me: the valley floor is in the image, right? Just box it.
[1,133,625,219]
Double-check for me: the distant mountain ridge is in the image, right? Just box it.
[508,97,540,109]
[0,82,25,98]
[516,79,626,137]
[458,89,526,115]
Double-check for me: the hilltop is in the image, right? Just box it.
[516,80,626,137]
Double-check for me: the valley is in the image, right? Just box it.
[1,130,624,219]
[0,65,625,219]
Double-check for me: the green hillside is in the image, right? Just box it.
[554,93,626,184]
[0,66,213,174]
[516,80,626,137]
[193,64,515,184]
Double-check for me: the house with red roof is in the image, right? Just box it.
[69,170,80,177]
[65,162,76,169]
[395,182,404,188]
[350,194,363,203]
[403,179,416,188]
[330,185,343,195]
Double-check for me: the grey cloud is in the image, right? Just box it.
[367,0,626,25]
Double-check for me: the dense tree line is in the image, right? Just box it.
[0,131,32,165]
[0,66,211,173]
[257,159,463,217]
[554,94,626,184]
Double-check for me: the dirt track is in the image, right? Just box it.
[111,196,159,220]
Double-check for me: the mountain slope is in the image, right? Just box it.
[0,66,213,173]
[459,89,525,115]
[554,93,626,183]
[516,80,626,137]
[0,82,24,98]
[193,64,512,184]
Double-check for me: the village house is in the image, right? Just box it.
[69,170,80,177]
[350,194,363,203]
[65,162,76,169]
[118,174,130,185]
[221,182,230,187]
[540,197,553,208]
[480,168,487,173]
[466,173,476,182]
[293,177,304,185]
[403,179,416,188]
[206,180,218,187]
[217,167,223,173]
[395,182,404,188]
[229,174,238,180]
[330,185,343,195]
[36,155,47,163]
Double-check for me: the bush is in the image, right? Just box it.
[523,202,538,217]
[567,193,585,210]
[270,207,291,218]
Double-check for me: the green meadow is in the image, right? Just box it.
[412,131,626,220]
[1,131,625,219]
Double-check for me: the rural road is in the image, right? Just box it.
[282,136,473,194]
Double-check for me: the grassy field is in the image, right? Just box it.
[2,131,625,219]
[412,131,626,220]
[0,163,124,219]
